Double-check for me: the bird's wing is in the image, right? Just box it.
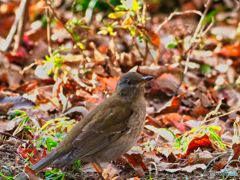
[58,97,133,167]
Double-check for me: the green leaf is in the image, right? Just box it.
[129,28,135,36]
[108,11,126,19]
[72,162,82,173]
[0,172,13,180]
[77,160,82,168]
[210,129,225,149]
[52,51,59,57]
[74,32,80,41]
[167,42,177,48]
[102,19,109,26]
[23,127,36,130]
[200,64,211,74]
[32,138,43,144]
[209,126,221,130]
[19,116,29,127]
[138,35,144,43]
[80,25,91,30]
[40,15,47,28]
[53,173,65,180]
[115,5,127,11]
[56,133,67,139]
[14,110,27,115]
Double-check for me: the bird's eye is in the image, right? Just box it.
[127,80,132,85]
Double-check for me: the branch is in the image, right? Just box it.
[105,0,116,12]
[154,10,202,33]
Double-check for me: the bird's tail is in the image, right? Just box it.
[30,151,55,172]
[15,173,28,180]
[15,151,55,179]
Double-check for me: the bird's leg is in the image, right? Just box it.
[91,162,102,175]
[96,163,103,173]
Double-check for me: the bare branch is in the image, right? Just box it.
[155,10,203,33]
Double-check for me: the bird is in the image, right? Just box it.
[17,72,153,179]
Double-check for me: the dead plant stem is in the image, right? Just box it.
[172,0,214,98]
[45,4,52,56]
[154,10,203,33]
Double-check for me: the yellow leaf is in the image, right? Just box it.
[132,0,139,11]
[123,0,139,11]
[108,11,126,19]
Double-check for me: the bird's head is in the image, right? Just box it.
[115,72,153,102]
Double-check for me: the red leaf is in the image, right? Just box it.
[32,145,42,161]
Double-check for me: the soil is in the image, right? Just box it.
[0,144,239,180]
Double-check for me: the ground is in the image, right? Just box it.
[0,144,239,180]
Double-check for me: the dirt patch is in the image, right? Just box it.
[0,144,25,178]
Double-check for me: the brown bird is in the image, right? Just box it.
[18,72,153,179]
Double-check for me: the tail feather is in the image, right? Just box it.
[16,149,69,179]
[15,152,55,180]
[30,151,55,172]
[15,173,28,180]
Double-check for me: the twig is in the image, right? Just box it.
[133,36,144,59]
[0,0,27,52]
[20,62,37,83]
[71,0,77,18]
[105,0,116,12]
[38,91,60,111]
[142,1,148,65]
[0,132,26,144]
[154,10,203,33]
[45,4,52,56]
[200,16,214,37]
[192,0,213,42]
[142,0,147,27]
[143,39,149,65]
[13,0,31,51]
[43,0,86,60]
[15,158,19,177]
[172,52,190,97]
[172,0,214,98]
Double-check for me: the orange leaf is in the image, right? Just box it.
[186,134,213,154]
[132,178,140,180]
[217,43,240,57]
[149,30,161,46]
[98,76,120,92]
[156,93,186,115]
[122,16,132,26]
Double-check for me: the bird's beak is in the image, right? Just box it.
[137,76,154,85]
